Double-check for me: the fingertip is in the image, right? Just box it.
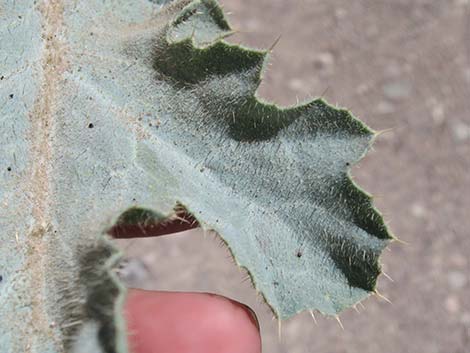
[125,289,261,353]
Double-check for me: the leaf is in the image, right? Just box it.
[0,0,393,352]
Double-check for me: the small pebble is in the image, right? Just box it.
[288,78,304,91]
[460,312,470,325]
[411,203,427,218]
[312,52,335,75]
[444,295,460,314]
[376,101,395,114]
[334,7,347,19]
[430,103,445,123]
[452,121,470,142]
[382,81,412,100]
[447,271,467,290]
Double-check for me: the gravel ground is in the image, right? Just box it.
[117,1,470,352]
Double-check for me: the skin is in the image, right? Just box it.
[112,213,262,353]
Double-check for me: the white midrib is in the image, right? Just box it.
[24,0,67,351]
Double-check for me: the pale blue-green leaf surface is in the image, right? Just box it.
[0,0,392,352]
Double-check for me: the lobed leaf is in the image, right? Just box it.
[0,0,393,352]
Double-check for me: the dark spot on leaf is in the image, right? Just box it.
[346,162,350,166]
[273,281,279,286]
[330,246,379,292]
[88,123,94,129]
[0,275,3,282]
[7,167,11,172]
[9,94,14,99]
[0,75,4,80]
[296,251,302,258]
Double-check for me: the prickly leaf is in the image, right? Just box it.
[0,0,392,352]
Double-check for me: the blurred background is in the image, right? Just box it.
[116,1,470,352]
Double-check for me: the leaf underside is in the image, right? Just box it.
[0,0,393,352]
